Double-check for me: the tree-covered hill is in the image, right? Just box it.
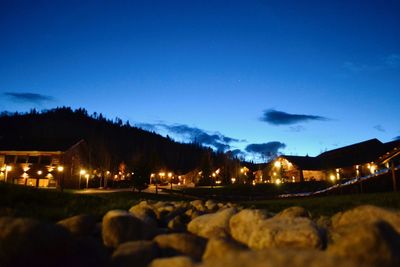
[0,107,241,183]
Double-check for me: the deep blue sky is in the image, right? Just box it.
[1,0,399,161]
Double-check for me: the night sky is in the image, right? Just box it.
[1,1,399,161]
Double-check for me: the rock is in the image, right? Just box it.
[154,233,207,261]
[331,205,400,233]
[129,204,159,233]
[167,214,190,232]
[232,215,322,249]
[102,210,146,247]
[112,240,159,267]
[327,221,400,267]
[274,206,310,219]
[149,256,195,267]
[0,217,76,267]
[187,208,237,239]
[57,214,98,236]
[190,200,206,212]
[229,209,270,245]
[129,204,157,222]
[199,249,359,267]
[205,200,218,211]
[185,209,204,220]
[202,237,248,260]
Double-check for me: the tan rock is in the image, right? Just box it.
[149,256,195,267]
[202,237,248,260]
[327,221,400,267]
[331,205,400,233]
[154,233,207,260]
[102,210,145,247]
[57,214,97,236]
[187,208,237,239]
[200,249,359,267]
[229,209,270,245]
[111,240,159,267]
[274,206,310,219]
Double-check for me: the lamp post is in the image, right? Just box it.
[4,165,12,183]
[57,166,64,191]
[79,169,86,189]
[168,172,173,190]
[85,174,90,189]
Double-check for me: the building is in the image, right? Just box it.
[265,138,400,183]
[0,138,88,189]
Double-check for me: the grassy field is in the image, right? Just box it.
[1,182,399,221]
[241,192,400,217]
[0,183,190,222]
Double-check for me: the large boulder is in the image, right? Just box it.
[0,217,76,267]
[274,206,310,219]
[111,240,159,267]
[331,205,400,233]
[57,214,98,236]
[229,209,270,245]
[199,249,359,267]
[327,221,400,267]
[202,237,248,260]
[154,233,207,261]
[190,200,206,212]
[187,208,237,239]
[102,210,146,247]
[232,214,322,249]
[149,256,195,267]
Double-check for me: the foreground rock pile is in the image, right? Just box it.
[1,200,400,267]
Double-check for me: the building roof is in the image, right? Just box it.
[280,138,400,170]
[281,155,322,170]
[0,137,84,152]
[317,138,385,168]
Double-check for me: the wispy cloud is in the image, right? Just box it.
[260,109,328,126]
[373,125,386,132]
[289,125,306,132]
[4,92,54,104]
[136,122,240,151]
[384,54,400,67]
[344,53,400,73]
[245,141,286,160]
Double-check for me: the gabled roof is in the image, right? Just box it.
[0,137,84,152]
[281,155,321,170]
[317,138,384,168]
[280,138,400,170]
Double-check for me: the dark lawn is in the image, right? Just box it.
[1,182,399,221]
[242,191,400,217]
[0,183,189,222]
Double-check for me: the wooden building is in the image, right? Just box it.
[0,139,88,189]
[267,139,400,183]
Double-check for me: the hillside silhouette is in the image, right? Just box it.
[0,107,241,184]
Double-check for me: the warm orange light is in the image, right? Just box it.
[274,161,281,168]
[80,169,86,175]
[37,170,43,175]
[57,166,64,172]
[6,166,12,172]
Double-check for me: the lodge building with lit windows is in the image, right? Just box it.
[259,139,400,183]
[0,139,88,189]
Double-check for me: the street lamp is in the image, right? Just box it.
[168,172,173,190]
[79,169,86,189]
[85,174,90,189]
[57,166,64,191]
[5,165,12,183]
